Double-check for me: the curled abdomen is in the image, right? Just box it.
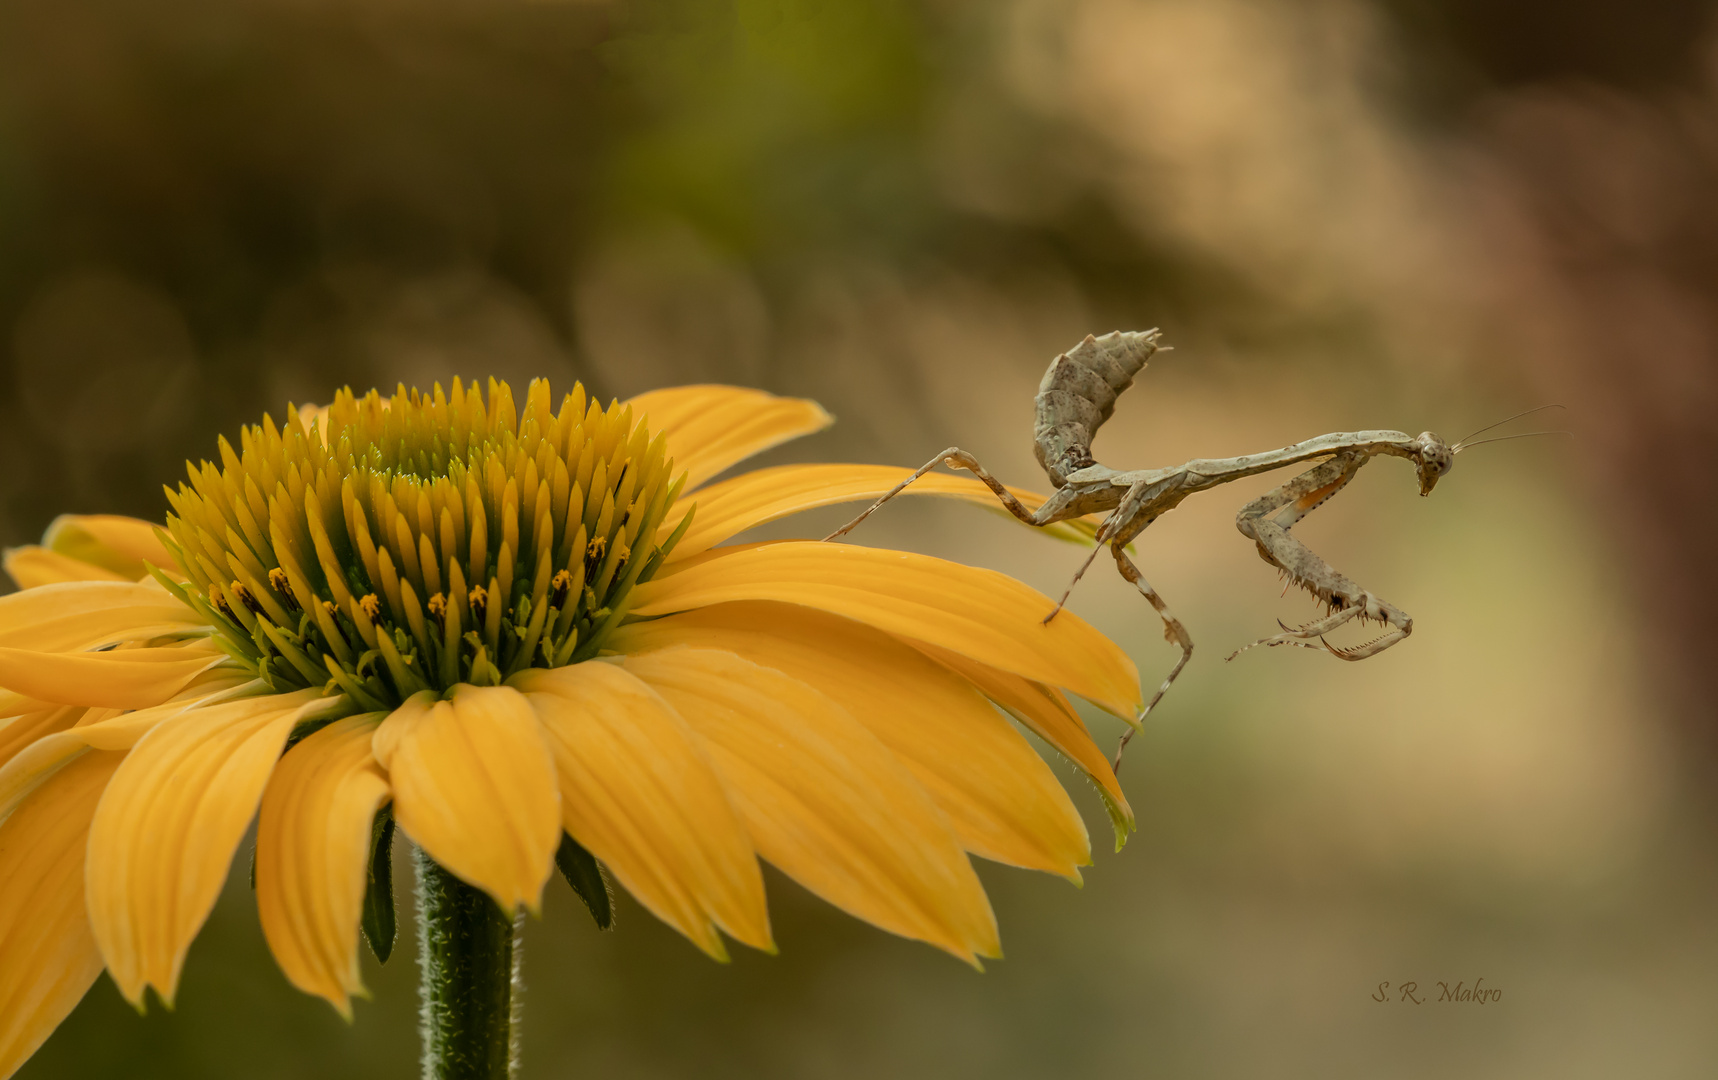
[1033,329,1162,487]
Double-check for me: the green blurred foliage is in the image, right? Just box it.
[602,0,930,252]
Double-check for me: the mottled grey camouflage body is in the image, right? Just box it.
[829,330,1461,772]
[1034,330,1162,487]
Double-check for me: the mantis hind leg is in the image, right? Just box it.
[823,447,1055,541]
[1109,543,1193,774]
[1230,452,1413,661]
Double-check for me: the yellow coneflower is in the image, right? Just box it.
[0,379,1140,1078]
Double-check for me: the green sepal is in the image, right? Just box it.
[554,831,613,930]
[362,806,398,962]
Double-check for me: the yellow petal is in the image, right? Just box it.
[625,386,833,491]
[70,671,261,752]
[0,642,224,710]
[663,463,1098,560]
[41,515,173,581]
[0,579,202,653]
[512,663,770,958]
[915,642,1135,844]
[0,612,203,654]
[0,675,262,828]
[371,686,559,914]
[632,541,1142,719]
[623,648,1000,964]
[0,749,123,1080]
[256,714,390,1017]
[0,733,90,830]
[0,704,81,772]
[611,602,1091,880]
[85,688,324,1006]
[0,581,186,637]
[2,547,128,590]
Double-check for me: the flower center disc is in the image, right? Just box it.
[160,378,687,709]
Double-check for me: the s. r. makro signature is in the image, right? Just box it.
[1372,979,1502,1004]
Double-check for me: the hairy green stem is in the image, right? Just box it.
[415,849,522,1080]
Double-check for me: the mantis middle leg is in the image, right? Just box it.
[1107,536,1194,773]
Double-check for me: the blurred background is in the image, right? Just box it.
[5,0,1717,1076]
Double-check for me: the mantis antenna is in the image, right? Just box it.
[1455,430,1573,451]
[1453,404,1565,450]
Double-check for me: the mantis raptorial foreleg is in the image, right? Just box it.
[1229,451,1413,661]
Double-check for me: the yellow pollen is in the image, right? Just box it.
[267,567,299,610]
[358,594,383,624]
[550,569,573,607]
[231,581,264,615]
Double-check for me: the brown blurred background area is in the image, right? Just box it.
[5,0,1718,1076]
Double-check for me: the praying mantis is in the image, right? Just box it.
[826,330,1563,770]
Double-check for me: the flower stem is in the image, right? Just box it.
[415,849,521,1080]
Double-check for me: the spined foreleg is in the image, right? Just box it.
[1229,452,1412,661]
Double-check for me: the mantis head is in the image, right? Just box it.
[1411,431,1454,496]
